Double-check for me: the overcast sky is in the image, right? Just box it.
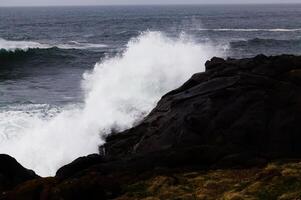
[0,0,300,6]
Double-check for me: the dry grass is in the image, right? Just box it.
[116,161,301,200]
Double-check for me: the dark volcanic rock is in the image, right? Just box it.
[0,154,38,191]
[103,54,301,167]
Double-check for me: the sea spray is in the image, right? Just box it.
[0,31,223,176]
[0,38,49,51]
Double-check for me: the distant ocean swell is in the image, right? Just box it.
[0,48,77,62]
[0,38,108,64]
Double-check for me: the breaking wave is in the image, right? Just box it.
[0,31,223,176]
[0,38,107,52]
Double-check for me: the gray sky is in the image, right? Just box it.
[0,0,300,6]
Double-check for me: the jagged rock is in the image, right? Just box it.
[0,154,38,191]
[103,55,301,167]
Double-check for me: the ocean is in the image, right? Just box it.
[0,4,300,176]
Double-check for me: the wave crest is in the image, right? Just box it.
[0,38,107,52]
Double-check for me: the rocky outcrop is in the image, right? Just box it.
[104,54,301,167]
[3,54,301,199]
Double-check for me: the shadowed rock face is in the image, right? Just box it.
[104,54,301,167]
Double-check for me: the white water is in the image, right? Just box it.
[57,41,108,50]
[0,31,223,176]
[0,38,50,51]
[0,38,107,51]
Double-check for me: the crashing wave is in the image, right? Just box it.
[0,31,224,176]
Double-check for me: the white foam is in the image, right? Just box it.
[0,31,223,176]
[56,41,108,50]
[0,38,50,51]
[0,38,107,51]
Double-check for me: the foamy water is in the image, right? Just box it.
[0,38,107,51]
[0,31,223,176]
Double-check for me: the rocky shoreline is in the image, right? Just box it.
[2,54,301,199]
